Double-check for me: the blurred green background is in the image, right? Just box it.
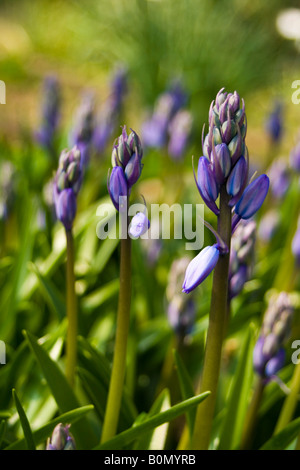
[0,0,300,158]
[0,0,300,450]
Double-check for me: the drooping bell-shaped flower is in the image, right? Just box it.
[182,244,220,294]
[128,211,150,239]
[167,257,196,338]
[235,174,269,220]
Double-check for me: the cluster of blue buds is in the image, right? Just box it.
[53,146,83,231]
[141,79,190,156]
[35,76,61,153]
[182,88,269,294]
[69,92,95,167]
[253,292,294,380]
[46,423,75,450]
[93,66,128,154]
[107,126,143,212]
[167,257,196,339]
[229,220,256,299]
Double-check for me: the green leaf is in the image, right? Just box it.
[173,349,195,436]
[218,327,255,450]
[30,263,65,320]
[24,330,97,449]
[260,417,300,450]
[12,389,36,450]
[95,391,211,450]
[134,389,170,450]
[5,405,94,450]
[81,279,119,313]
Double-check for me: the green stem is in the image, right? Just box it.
[274,361,300,434]
[240,376,265,449]
[191,186,232,450]
[100,229,132,444]
[65,229,77,387]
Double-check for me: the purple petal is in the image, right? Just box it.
[182,245,220,294]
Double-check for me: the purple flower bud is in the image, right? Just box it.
[226,155,248,198]
[125,152,143,188]
[116,128,132,167]
[211,143,231,184]
[108,166,128,212]
[235,174,269,220]
[182,245,220,294]
[128,212,150,239]
[265,348,285,378]
[197,157,219,203]
[46,423,76,450]
[55,188,77,231]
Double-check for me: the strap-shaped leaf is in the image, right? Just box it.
[12,389,36,450]
[5,405,94,450]
[95,391,210,450]
[260,417,300,450]
[24,330,97,449]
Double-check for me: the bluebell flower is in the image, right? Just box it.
[108,166,128,212]
[53,147,83,231]
[253,292,294,380]
[182,244,220,294]
[235,174,269,220]
[128,211,150,239]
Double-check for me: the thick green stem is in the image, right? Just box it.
[65,229,77,386]
[101,230,132,444]
[191,186,232,450]
[240,376,265,449]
